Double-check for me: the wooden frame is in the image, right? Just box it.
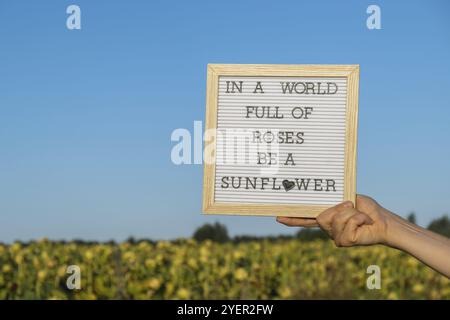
[203,64,359,217]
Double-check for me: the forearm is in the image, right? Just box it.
[385,212,450,278]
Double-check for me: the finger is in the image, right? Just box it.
[316,201,354,235]
[331,208,359,240]
[339,213,374,246]
[276,217,319,227]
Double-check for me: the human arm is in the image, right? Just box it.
[277,195,450,278]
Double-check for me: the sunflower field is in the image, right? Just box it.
[0,238,448,300]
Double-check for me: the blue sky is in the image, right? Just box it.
[0,0,449,242]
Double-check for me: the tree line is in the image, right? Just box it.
[193,213,450,243]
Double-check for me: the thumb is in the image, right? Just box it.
[351,212,374,226]
[344,213,374,243]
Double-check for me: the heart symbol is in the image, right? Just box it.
[282,179,295,192]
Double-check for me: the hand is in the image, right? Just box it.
[277,195,392,247]
[277,194,450,277]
